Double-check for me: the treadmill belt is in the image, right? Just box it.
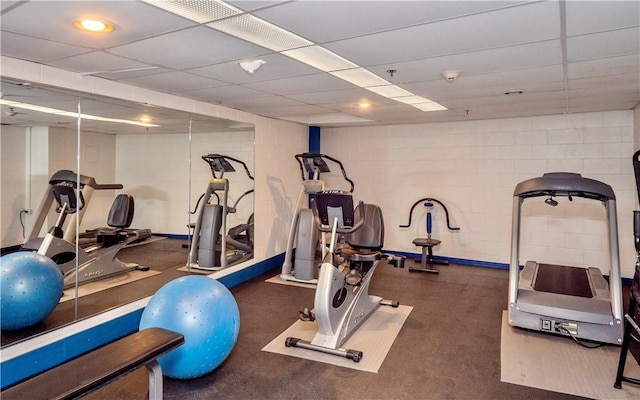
[533,263,593,298]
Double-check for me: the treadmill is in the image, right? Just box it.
[508,172,623,345]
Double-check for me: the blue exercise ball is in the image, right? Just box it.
[1,251,63,330]
[139,275,240,379]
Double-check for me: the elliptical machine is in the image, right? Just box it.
[280,153,355,284]
[22,170,149,288]
[187,154,254,271]
[285,190,403,362]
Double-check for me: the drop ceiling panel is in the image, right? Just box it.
[176,85,272,104]
[220,95,307,110]
[567,27,640,62]
[119,71,226,93]
[255,104,338,118]
[325,1,561,66]
[253,1,530,44]
[0,1,194,48]
[47,51,152,74]
[226,1,288,12]
[566,0,640,36]
[0,32,92,63]
[403,65,565,100]
[285,87,396,106]
[567,55,640,79]
[368,40,563,85]
[187,52,320,84]
[108,26,269,70]
[242,73,356,95]
[568,73,640,90]
[1,1,638,128]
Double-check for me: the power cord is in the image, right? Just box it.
[19,209,29,238]
[559,326,603,349]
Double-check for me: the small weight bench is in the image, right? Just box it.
[1,327,184,400]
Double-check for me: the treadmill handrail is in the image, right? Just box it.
[513,172,615,201]
[49,170,123,190]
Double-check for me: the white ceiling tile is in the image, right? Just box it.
[119,71,226,93]
[567,27,640,62]
[566,1,640,36]
[242,73,355,95]
[285,87,395,106]
[221,95,306,110]
[188,52,319,84]
[568,54,640,79]
[108,26,269,70]
[176,85,272,104]
[368,40,563,84]
[0,1,637,127]
[568,72,640,91]
[47,51,152,74]
[402,65,565,101]
[324,1,561,66]
[0,1,194,47]
[254,1,530,43]
[0,32,91,63]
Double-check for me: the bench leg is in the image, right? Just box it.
[146,360,163,400]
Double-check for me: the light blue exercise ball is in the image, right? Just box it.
[139,275,240,379]
[1,251,63,330]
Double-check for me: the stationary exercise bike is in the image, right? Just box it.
[280,153,355,284]
[187,154,254,271]
[22,170,149,288]
[399,197,460,273]
[285,190,403,362]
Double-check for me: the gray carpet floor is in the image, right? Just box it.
[84,258,595,400]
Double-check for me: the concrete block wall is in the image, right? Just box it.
[321,110,636,278]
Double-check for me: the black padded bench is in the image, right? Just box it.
[1,327,184,400]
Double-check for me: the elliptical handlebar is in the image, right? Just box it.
[202,154,255,180]
[294,153,355,193]
[399,197,460,231]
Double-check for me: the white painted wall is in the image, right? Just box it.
[0,56,308,268]
[114,129,255,235]
[1,125,117,246]
[321,111,636,278]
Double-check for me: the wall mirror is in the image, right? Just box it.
[0,78,255,347]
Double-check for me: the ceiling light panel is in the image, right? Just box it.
[141,0,241,23]
[281,45,358,72]
[0,99,160,127]
[411,102,447,112]
[392,95,435,105]
[365,85,413,98]
[208,14,313,52]
[329,68,390,87]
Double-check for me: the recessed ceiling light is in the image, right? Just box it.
[73,19,114,33]
[357,103,371,108]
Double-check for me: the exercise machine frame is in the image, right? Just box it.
[280,153,355,284]
[187,154,254,271]
[22,170,146,288]
[285,190,401,362]
[508,172,623,345]
[399,197,460,273]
